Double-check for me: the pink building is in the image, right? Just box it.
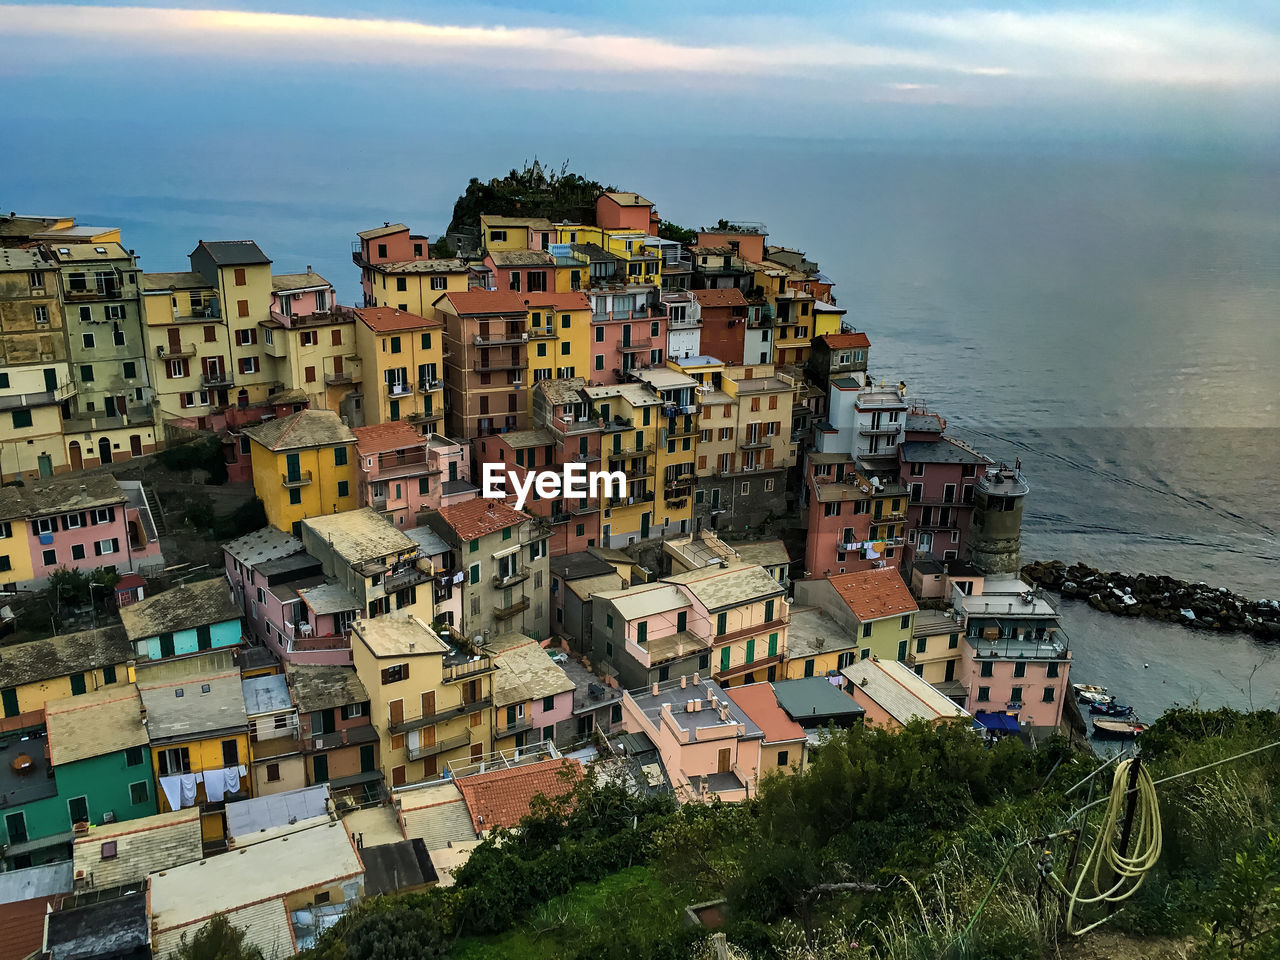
[621,674,765,803]
[590,303,668,382]
[595,192,658,235]
[5,475,163,589]
[353,422,474,530]
[955,575,1071,732]
[269,269,337,318]
[352,223,433,307]
[482,250,556,295]
[490,636,575,751]
[803,455,908,579]
[899,437,989,568]
[223,527,356,665]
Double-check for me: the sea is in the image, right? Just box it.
[22,139,1280,740]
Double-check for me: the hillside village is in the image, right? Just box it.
[0,187,1069,958]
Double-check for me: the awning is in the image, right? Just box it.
[974,713,1020,733]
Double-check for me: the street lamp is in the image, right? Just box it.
[88,581,107,630]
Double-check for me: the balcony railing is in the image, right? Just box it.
[569,499,600,515]
[281,470,313,488]
[324,371,353,385]
[473,332,527,347]
[618,337,653,352]
[408,731,472,762]
[418,378,442,392]
[389,696,492,735]
[202,371,234,388]
[606,442,655,460]
[739,436,771,450]
[494,596,531,620]
[859,425,901,436]
[492,568,529,589]
[497,718,534,739]
[308,725,379,752]
[384,562,431,593]
[443,657,495,684]
[65,284,121,301]
[158,342,196,359]
[474,357,528,372]
[600,416,634,433]
[387,381,414,397]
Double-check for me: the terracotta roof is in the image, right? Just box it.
[243,408,354,452]
[353,421,426,457]
[525,291,591,313]
[819,332,870,349]
[357,223,408,240]
[724,683,807,745]
[456,758,583,832]
[828,569,919,623]
[0,896,65,960]
[600,191,651,207]
[354,306,439,332]
[436,498,527,542]
[691,288,748,309]
[437,290,532,316]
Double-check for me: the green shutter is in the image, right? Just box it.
[768,633,778,657]
[197,624,212,650]
[469,564,479,585]
[676,611,686,632]
[745,639,755,663]
[103,664,118,685]
[720,647,730,672]
[764,600,774,622]
[897,640,908,661]
[1,688,18,718]
[716,613,727,635]
[70,673,87,696]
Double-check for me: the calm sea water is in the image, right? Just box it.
[23,140,1280,722]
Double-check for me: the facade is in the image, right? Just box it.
[529,377,605,554]
[633,367,699,539]
[354,422,471,530]
[266,270,358,412]
[900,437,991,568]
[796,570,918,664]
[245,408,358,536]
[118,576,243,662]
[425,497,551,641]
[691,288,748,364]
[723,681,811,774]
[0,624,133,719]
[352,307,445,433]
[435,290,532,438]
[285,663,380,799]
[243,674,305,796]
[349,615,495,787]
[488,634,575,753]
[581,381,663,546]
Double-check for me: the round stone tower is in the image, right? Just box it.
[967,460,1029,575]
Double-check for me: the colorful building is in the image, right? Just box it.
[488,633,574,753]
[796,569,918,665]
[118,576,243,663]
[841,657,971,729]
[581,382,663,546]
[529,377,604,554]
[353,421,471,530]
[435,290,532,438]
[633,367,699,539]
[0,624,132,720]
[352,307,445,432]
[265,269,358,412]
[285,663,380,801]
[245,408,358,536]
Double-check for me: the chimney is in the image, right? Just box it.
[693,699,701,712]
[680,675,687,689]
[692,672,700,685]
[306,264,312,273]
[719,705,729,722]
[652,682,660,696]
[684,701,693,713]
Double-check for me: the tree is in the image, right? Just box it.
[172,915,263,960]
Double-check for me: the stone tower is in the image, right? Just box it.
[967,461,1029,575]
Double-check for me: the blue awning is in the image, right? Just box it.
[974,712,1020,732]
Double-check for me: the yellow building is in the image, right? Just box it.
[350,615,495,788]
[480,215,556,254]
[140,270,232,420]
[634,367,699,538]
[583,382,663,546]
[826,569,919,663]
[907,609,967,688]
[244,408,357,536]
[488,633,574,754]
[812,300,846,340]
[0,625,132,719]
[600,231,663,287]
[0,501,35,588]
[363,259,470,317]
[526,292,592,396]
[352,307,445,432]
[782,607,861,681]
[265,271,358,411]
[188,240,278,406]
[138,664,253,843]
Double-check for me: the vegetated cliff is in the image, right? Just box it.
[443,160,609,250]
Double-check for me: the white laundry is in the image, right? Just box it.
[453,571,465,585]
[203,772,226,803]
[866,544,881,559]
[223,765,241,795]
[179,774,198,808]
[159,775,183,811]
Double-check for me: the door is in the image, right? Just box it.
[167,327,182,352]
[37,454,53,477]
[448,461,458,482]
[105,396,117,418]
[285,452,301,483]
[389,399,400,421]
[68,796,89,826]
[392,766,406,787]
[944,659,956,682]
[470,743,483,761]
[130,434,143,457]
[68,441,83,471]
[711,487,721,510]
[360,744,376,773]
[313,755,329,782]
[421,691,436,720]
[333,356,343,379]
[389,699,404,726]
[4,812,26,844]
[97,437,112,464]
[44,368,58,391]
[640,513,650,539]
[717,748,731,774]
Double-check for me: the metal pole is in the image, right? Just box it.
[1107,756,1142,915]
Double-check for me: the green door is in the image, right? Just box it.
[2,688,19,717]
[313,754,329,783]
[37,454,53,478]
[360,745,376,773]
[68,796,89,826]
[640,512,650,538]
[285,452,301,483]
[389,399,400,421]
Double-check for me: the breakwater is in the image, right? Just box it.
[1021,560,1280,641]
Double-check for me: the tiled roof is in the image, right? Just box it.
[841,658,969,725]
[691,288,747,308]
[898,438,990,466]
[45,684,149,765]
[0,896,65,960]
[303,507,417,564]
[398,780,478,849]
[285,663,369,712]
[491,639,575,708]
[271,271,329,293]
[533,377,587,406]
[140,270,209,291]
[0,472,125,522]
[525,291,591,312]
[818,332,869,349]
[724,683,808,744]
[828,569,919,623]
[488,250,554,267]
[497,428,554,449]
[72,808,203,890]
[118,578,241,641]
[663,562,785,613]
[456,758,583,833]
[137,670,248,742]
[601,191,651,207]
[353,420,426,457]
[357,223,407,240]
[372,258,468,274]
[194,240,270,266]
[436,498,527,542]
[243,408,354,452]
[354,306,439,333]
[437,290,533,316]
[0,625,132,688]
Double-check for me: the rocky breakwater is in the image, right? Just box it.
[1021,560,1280,642]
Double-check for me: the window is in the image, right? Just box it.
[157,746,192,775]
[12,409,33,429]
[980,661,994,677]
[125,745,144,766]
[469,540,478,553]
[82,332,95,348]
[337,480,349,497]
[396,277,407,292]
[42,548,56,566]
[1013,661,1026,678]
[949,633,960,649]
[234,267,247,285]
[542,695,556,712]
[977,686,991,702]
[239,356,259,374]
[235,328,257,347]
[71,544,85,561]
[123,361,136,379]
[222,739,239,766]
[289,488,302,505]
[101,840,119,860]
[1010,686,1023,703]
[68,796,89,825]
[129,781,149,804]
[80,364,94,382]
[300,330,318,346]
[489,229,507,242]
[861,622,872,639]
[716,612,727,635]
[469,563,480,585]
[381,663,408,684]
[34,305,49,324]
[720,647,731,672]
[1047,662,1060,678]
[916,636,928,654]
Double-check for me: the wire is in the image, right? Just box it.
[1054,759,1163,936]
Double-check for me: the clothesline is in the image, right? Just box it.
[159,763,249,810]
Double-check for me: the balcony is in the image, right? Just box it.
[739,436,772,450]
[418,378,442,392]
[390,696,492,734]
[497,718,534,739]
[387,381,414,398]
[325,371,354,385]
[202,371,234,388]
[621,467,653,482]
[859,425,901,436]
[569,499,600,515]
[606,442,655,460]
[384,562,431,593]
[281,470,313,488]
[527,326,557,340]
[473,331,527,347]
[308,725,379,752]
[618,337,653,352]
[494,596,531,620]
[492,568,530,589]
[372,450,433,479]
[408,731,472,762]
[664,475,694,493]
[157,342,196,359]
[474,357,528,373]
[65,284,121,301]
[443,657,495,684]
[660,422,697,444]
[600,416,634,433]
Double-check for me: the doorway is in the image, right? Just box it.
[98,437,113,464]
[130,435,143,457]
[37,454,53,477]
[68,441,82,471]
[717,748,731,774]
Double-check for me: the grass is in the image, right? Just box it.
[451,866,691,960]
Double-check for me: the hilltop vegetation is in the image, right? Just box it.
[290,708,1280,960]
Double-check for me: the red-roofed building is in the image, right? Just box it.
[723,682,808,775]
[425,498,551,640]
[354,422,474,529]
[353,307,445,434]
[457,757,582,833]
[797,569,919,664]
[692,288,749,363]
[807,331,870,403]
[434,291,534,438]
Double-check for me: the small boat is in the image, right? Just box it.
[1074,683,1113,705]
[1093,717,1146,739]
[1089,701,1134,717]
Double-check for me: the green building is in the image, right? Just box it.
[1,684,157,868]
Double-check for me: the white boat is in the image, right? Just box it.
[1074,683,1113,704]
